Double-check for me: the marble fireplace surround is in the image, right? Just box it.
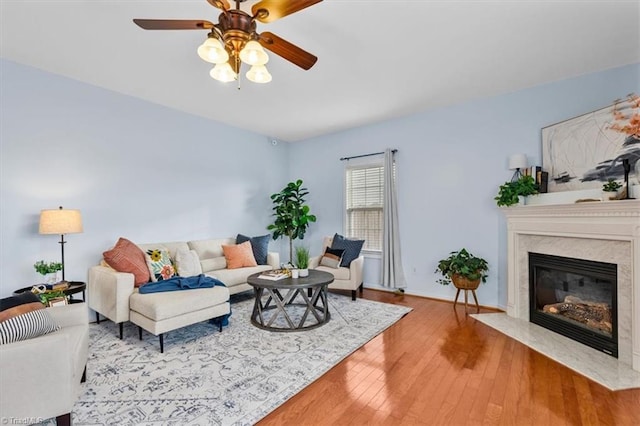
[503,200,640,373]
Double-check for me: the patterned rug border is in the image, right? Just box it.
[64,293,412,425]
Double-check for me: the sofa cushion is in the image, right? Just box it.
[200,257,227,273]
[320,247,345,269]
[331,233,365,267]
[206,265,272,286]
[103,237,150,286]
[222,241,258,269]
[129,286,229,321]
[188,238,235,260]
[144,248,177,282]
[315,265,352,281]
[0,309,60,345]
[175,248,202,277]
[236,234,270,265]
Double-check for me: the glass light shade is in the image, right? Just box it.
[239,40,269,66]
[246,65,272,84]
[209,63,237,83]
[197,38,229,64]
[39,208,83,234]
[508,153,528,170]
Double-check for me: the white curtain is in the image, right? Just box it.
[381,149,406,289]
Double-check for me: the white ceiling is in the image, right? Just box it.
[1,1,639,142]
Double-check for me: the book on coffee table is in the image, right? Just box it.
[258,271,289,281]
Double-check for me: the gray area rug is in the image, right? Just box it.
[66,292,411,425]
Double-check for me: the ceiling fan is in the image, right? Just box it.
[133,0,322,84]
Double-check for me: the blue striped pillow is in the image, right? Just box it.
[236,234,270,265]
[331,233,365,267]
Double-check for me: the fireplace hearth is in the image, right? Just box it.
[529,252,617,357]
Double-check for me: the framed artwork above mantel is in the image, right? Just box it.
[542,96,640,193]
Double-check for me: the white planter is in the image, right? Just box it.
[41,271,61,284]
[299,268,309,277]
[602,190,618,201]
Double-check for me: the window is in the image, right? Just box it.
[345,164,384,251]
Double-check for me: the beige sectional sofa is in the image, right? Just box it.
[88,238,280,343]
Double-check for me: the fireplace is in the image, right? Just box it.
[529,252,617,357]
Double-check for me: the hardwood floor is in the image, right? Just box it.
[258,289,640,425]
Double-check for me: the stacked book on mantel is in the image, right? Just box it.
[257,270,289,281]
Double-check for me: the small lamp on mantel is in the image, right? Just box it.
[39,206,83,282]
[508,154,528,182]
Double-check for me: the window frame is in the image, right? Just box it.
[343,158,385,253]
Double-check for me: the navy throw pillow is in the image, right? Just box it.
[331,233,365,267]
[236,234,270,265]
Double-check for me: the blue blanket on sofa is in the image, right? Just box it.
[138,274,231,326]
[138,274,226,294]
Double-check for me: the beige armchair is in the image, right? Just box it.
[309,236,365,300]
[0,303,89,426]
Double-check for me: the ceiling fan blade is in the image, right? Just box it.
[206,0,230,11]
[133,19,215,30]
[252,0,322,23]
[259,31,317,70]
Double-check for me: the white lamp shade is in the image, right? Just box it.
[508,154,528,170]
[239,40,269,66]
[39,208,83,234]
[246,64,272,83]
[210,62,237,83]
[197,38,229,64]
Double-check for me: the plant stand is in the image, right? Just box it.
[452,274,480,314]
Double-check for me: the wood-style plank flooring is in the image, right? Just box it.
[258,289,640,425]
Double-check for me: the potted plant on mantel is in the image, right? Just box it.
[267,179,317,263]
[602,179,622,201]
[435,248,489,290]
[495,175,538,207]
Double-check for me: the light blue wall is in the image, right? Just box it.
[0,59,288,297]
[2,58,638,308]
[289,63,639,309]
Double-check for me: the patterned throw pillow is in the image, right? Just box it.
[320,247,345,269]
[0,309,60,345]
[222,241,258,269]
[145,248,177,282]
[331,233,365,267]
[103,237,151,287]
[236,234,270,265]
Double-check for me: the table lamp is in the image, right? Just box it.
[509,154,528,182]
[39,206,83,281]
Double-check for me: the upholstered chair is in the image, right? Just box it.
[309,236,364,300]
[0,303,89,426]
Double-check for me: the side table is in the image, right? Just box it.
[14,281,87,304]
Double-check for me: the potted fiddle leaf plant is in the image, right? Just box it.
[267,179,317,263]
[435,248,489,290]
[495,175,538,207]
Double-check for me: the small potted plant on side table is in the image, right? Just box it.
[435,248,489,313]
[33,260,63,284]
[602,179,622,201]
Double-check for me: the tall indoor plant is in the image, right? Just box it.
[267,179,317,263]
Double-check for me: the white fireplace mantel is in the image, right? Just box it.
[502,200,640,371]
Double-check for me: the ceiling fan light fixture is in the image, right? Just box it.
[197,37,229,64]
[246,64,272,84]
[210,62,237,83]
[239,40,269,66]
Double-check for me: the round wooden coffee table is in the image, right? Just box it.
[247,269,334,332]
